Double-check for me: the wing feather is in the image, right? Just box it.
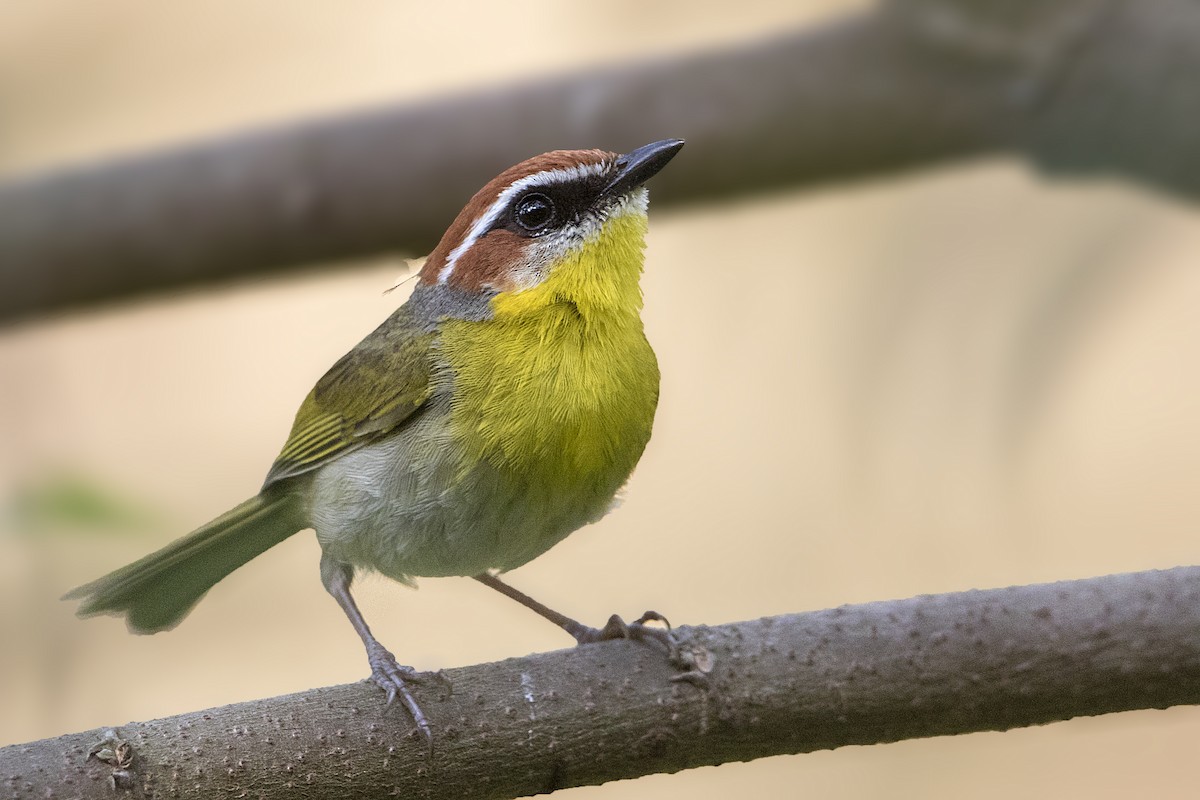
[263,306,436,488]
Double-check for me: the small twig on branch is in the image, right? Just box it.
[3,566,1198,799]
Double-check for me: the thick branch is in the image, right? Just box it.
[8,0,1200,322]
[4,566,1198,798]
[0,4,1017,323]
[7,1,1200,323]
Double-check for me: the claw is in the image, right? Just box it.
[574,610,679,661]
[571,610,714,687]
[366,641,433,746]
[633,611,671,629]
[470,574,714,694]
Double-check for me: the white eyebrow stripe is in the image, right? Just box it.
[437,161,610,284]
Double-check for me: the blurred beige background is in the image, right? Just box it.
[4,1,1200,797]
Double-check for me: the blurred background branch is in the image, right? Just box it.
[4,566,1199,799]
[4,0,1199,323]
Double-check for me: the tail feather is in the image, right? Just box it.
[64,493,306,633]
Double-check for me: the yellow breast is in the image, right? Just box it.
[439,211,660,492]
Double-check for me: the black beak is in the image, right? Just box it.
[600,139,685,200]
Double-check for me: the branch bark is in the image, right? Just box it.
[4,566,1198,799]
[7,0,1200,322]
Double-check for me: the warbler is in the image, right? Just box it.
[66,138,685,738]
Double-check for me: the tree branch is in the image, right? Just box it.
[9,0,1200,322]
[0,12,989,323]
[4,566,1198,798]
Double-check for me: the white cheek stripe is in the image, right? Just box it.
[437,161,610,284]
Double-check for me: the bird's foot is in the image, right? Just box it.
[569,610,672,648]
[469,574,714,686]
[365,641,441,744]
[568,611,713,687]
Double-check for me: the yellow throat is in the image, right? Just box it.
[440,209,660,487]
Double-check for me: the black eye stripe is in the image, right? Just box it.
[493,171,611,238]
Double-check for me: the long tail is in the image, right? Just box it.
[64,492,306,633]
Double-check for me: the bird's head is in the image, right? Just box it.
[417,139,683,320]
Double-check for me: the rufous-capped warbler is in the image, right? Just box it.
[66,139,685,738]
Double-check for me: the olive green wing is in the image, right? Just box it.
[263,311,436,488]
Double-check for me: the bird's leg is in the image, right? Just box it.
[473,572,677,654]
[320,556,433,743]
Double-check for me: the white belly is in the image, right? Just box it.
[306,403,618,583]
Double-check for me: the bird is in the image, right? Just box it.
[65,138,686,740]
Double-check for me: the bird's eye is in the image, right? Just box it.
[514,193,556,233]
